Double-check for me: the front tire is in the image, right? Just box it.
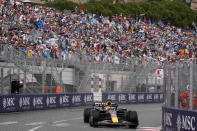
[84,108,91,123]
[89,109,99,127]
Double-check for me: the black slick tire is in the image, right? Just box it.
[127,110,139,129]
[84,108,91,123]
[89,109,99,127]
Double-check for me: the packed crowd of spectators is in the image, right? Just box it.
[0,0,196,66]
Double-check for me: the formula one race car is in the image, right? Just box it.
[83,101,139,128]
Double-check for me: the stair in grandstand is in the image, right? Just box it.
[0,45,60,92]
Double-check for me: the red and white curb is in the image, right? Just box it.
[137,127,161,131]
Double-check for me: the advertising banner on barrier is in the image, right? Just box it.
[71,93,82,106]
[0,95,19,112]
[118,93,128,104]
[128,93,137,104]
[153,93,160,103]
[19,95,33,111]
[0,93,94,113]
[59,94,71,107]
[159,93,164,102]
[32,95,46,110]
[102,93,119,103]
[162,106,197,131]
[0,93,163,113]
[46,94,59,109]
[137,93,146,103]
[145,93,153,103]
[102,93,164,104]
[82,93,93,106]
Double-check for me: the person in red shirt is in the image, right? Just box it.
[179,88,197,109]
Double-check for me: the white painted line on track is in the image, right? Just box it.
[25,122,46,126]
[0,121,18,125]
[53,117,82,124]
[137,127,161,131]
[139,127,161,128]
[28,126,43,131]
[70,117,83,120]
[52,123,70,127]
[53,120,68,124]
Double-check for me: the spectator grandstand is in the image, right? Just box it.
[0,0,196,66]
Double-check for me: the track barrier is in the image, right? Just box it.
[0,93,164,113]
[162,106,197,131]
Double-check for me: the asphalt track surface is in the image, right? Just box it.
[0,103,163,131]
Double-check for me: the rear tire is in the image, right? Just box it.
[84,108,91,123]
[127,111,139,129]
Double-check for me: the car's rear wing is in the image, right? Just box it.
[93,102,118,107]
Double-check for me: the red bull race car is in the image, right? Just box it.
[83,101,139,128]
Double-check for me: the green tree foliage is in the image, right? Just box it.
[44,0,197,27]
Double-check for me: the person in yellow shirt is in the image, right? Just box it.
[15,40,18,46]
[185,48,188,54]
[28,49,32,57]
[131,27,134,33]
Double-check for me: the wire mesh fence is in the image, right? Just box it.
[0,43,166,95]
[164,62,197,110]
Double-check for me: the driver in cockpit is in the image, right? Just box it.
[105,101,112,110]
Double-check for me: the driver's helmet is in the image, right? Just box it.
[105,101,112,110]
[106,101,112,106]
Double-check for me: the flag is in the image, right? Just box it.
[156,69,163,79]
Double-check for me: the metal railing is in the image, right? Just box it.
[0,43,165,94]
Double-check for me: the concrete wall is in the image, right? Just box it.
[62,68,74,85]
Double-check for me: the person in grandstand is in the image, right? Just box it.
[0,0,196,65]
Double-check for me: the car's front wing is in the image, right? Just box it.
[95,120,137,126]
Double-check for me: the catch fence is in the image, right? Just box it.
[0,43,166,94]
[164,61,197,110]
